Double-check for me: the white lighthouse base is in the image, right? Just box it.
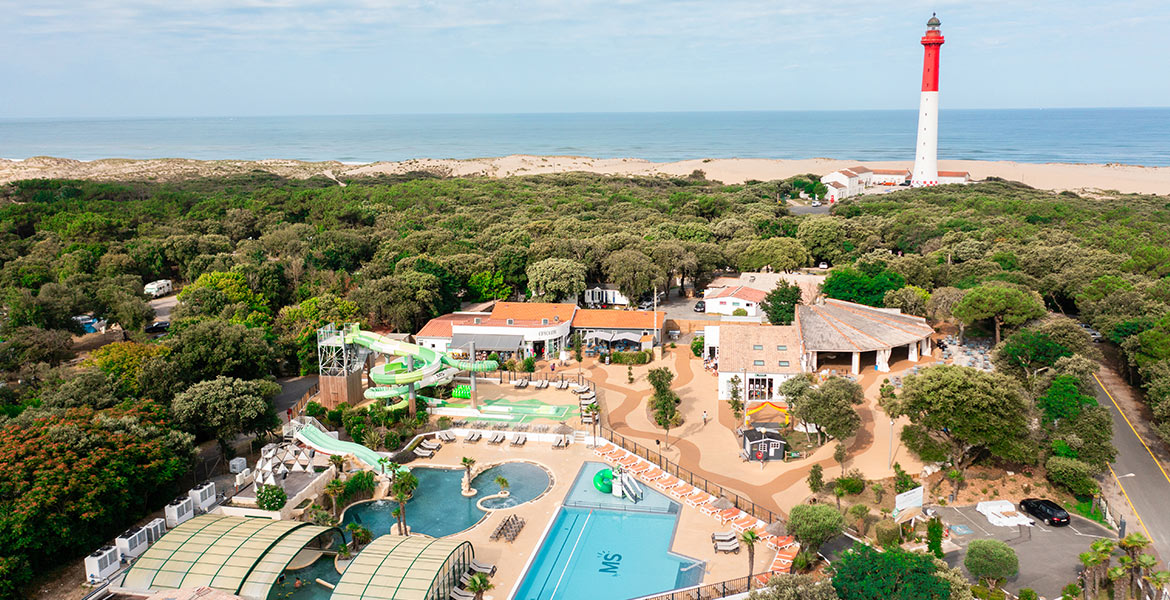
[911,91,939,187]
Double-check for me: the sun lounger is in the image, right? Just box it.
[639,467,665,481]
[571,384,590,394]
[419,439,441,450]
[618,455,640,466]
[554,380,569,389]
[534,379,549,389]
[578,392,596,402]
[732,516,762,533]
[593,443,616,455]
[714,540,740,554]
[699,503,723,517]
[488,433,505,445]
[669,483,696,498]
[450,589,475,600]
[470,559,496,576]
[627,462,651,474]
[552,435,568,449]
[716,508,744,523]
[685,492,714,507]
[765,535,795,551]
[464,431,481,443]
[654,475,681,490]
[437,431,456,442]
[510,434,527,446]
[413,447,433,458]
[711,531,737,543]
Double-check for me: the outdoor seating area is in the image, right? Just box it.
[488,514,527,543]
[941,335,993,371]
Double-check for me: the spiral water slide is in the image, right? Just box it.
[343,327,498,409]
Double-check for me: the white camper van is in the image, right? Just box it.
[144,279,173,298]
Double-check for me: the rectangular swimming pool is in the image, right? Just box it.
[512,462,704,600]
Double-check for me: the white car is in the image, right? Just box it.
[810,200,823,207]
[818,262,829,270]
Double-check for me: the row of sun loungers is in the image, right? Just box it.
[551,435,571,449]
[488,514,526,542]
[463,431,482,443]
[414,438,444,458]
[591,442,801,569]
[510,434,527,446]
[436,431,456,442]
[487,432,507,445]
[449,561,498,600]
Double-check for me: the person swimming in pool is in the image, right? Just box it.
[294,578,302,589]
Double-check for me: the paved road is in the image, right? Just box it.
[937,506,1112,598]
[148,293,177,321]
[1094,374,1170,561]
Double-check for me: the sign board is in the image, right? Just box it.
[895,485,925,512]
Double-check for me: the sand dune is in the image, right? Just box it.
[2,155,1168,195]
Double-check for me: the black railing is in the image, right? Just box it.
[599,425,781,526]
[629,572,773,600]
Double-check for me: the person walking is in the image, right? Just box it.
[702,410,708,426]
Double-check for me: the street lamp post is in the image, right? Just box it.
[887,419,895,468]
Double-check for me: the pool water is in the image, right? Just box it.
[266,555,339,600]
[342,462,550,538]
[513,463,703,600]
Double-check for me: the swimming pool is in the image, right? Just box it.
[513,462,704,600]
[341,462,551,538]
[266,555,339,600]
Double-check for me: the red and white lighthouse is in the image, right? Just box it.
[911,13,944,187]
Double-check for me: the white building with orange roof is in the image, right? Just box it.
[416,302,576,360]
[870,168,912,186]
[937,170,971,184]
[572,308,666,351]
[702,285,768,317]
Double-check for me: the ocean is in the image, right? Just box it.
[1,108,1168,166]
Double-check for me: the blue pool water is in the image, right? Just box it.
[266,556,339,600]
[342,462,550,538]
[513,463,703,600]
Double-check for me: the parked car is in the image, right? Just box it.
[818,262,829,270]
[693,300,706,313]
[145,320,170,334]
[1019,498,1070,526]
[810,200,822,207]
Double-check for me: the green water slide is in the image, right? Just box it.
[342,326,499,406]
[295,423,388,473]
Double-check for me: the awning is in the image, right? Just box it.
[450,333,525,352]
[583,331,643,343]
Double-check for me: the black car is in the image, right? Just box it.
[145,320,170,334]
[693,300,706,312]
[1019,498,1070,526]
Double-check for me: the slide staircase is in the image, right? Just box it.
[619,471,644,503]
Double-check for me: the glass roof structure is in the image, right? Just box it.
[119,514,337,599]
[331,535,474,600]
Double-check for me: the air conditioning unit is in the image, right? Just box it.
[84,546,121,582]
[143,518,166,544]
[165,496,194,528]
[189,481,217,512]
[115,527,149,559]
[229,457,248,473]
[234,468,254,489]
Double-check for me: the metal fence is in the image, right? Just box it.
[599,424,781,526]
[628,573,770,600]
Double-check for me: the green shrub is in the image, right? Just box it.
[384,431,403,450]
[807,464,824,494]
[732,308,748,316]
[792,550,813,572]
[522,356,536,372]
[965,539,1018,588]
[926,517,944,558]
[305,401,326,418]
[690,336,704,357]
[326,408,344,426]
[875,519,900,547]
[611,350,651,365]
[1046,456,1098,496]
[835,469,866,495]
[893,462,916,493]
[256,484,288,511]
[1018,588,1038,600]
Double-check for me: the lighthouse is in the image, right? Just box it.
[911,13,944,187]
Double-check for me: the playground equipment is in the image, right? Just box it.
[452,385,472,399]
[593,467,642,502]
[317,324,498,410]
[745,400,790,426]
[294,421,389,472]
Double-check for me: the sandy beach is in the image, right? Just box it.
[3,155,1169,195]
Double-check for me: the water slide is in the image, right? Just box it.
[295,422,389,473]
[343,326,498,408]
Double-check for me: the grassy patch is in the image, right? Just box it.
[1065,498,1110,527]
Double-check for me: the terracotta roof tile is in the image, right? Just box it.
[710,286,768,303]
[489,302,576,326]
[573,309,665,330]
[416,313,483,338]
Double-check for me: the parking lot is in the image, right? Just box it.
[935,505,1113,598]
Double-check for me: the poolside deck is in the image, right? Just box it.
[411,436,750,598]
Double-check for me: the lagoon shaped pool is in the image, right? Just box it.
[342,461,550,538]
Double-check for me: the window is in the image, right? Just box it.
[753,360,765,366]
[542,318,549,325]
[752,344,763,350]
[506,319,514,325]
[778,361,790,367]
[473,318,481,324]
[732,302,741,307]
[776,345,787,351]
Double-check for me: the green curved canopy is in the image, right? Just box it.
[331,535,475,600]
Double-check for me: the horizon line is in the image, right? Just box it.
[3,106,1170,122]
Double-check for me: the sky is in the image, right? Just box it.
[1,0,1168,118]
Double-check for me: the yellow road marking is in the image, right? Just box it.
[1108,463,1153,542]
[1094,373,1170,487]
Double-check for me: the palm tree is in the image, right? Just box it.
[1078,551,1101,599]
[325,478,346,518]
[1136,554,1159,597]
[462,457,476,486]
[1091,538,1115,597]
[1108,566,1128,600]
[392,471,419,536]
[495,476,510,493]
[583,403,600,447]
[329,454,346,473]
[465,572,494,600]
[740,530,759,588]
[1119,532,1151,598]
[346,523,372,550]
[1143,570,1170,599]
